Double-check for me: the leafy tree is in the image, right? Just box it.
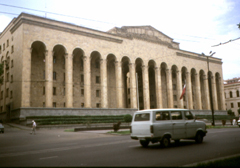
[238,23,240,29]
[124,114,132,123]
[227,109,234,116]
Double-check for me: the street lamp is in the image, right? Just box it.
[201,51,216,126]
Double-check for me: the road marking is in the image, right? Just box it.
[0,140,133,158]
[39,156,58,160]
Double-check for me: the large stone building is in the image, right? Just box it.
[0,13,226,121]
[224,77,240,116]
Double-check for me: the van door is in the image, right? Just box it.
[171,111,186,139]
[154,111,172,138]
[184,111,196,138]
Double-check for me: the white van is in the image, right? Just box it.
[130,109,207,147]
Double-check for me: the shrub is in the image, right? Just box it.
[124,114,132,123]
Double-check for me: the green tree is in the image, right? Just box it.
[238,23,240,29]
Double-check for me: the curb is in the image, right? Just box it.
[183,153,240,167]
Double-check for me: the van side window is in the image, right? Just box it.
[171,111,183,120]
[134,113,150,121]
[184,111,194,120]
[155,111,170,120]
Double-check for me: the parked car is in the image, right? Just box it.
[130,109,207,147]
[0,123,4,133]
[237,119,240,127]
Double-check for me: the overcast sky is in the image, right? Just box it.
[0,0,239,80]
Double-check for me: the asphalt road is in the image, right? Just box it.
[0,124,240,167]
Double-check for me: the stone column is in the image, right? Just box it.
[166,69,173,108]
[195,73,202,110]
[219,76,225,110]
[100,59,108,108]
[155,67,162,108]
[177,70,183,108]
[211,76,218,110]
[83,56,91,108]
[115,61,123,108]
[65,53,73,108]
[21,48,32,107]
[129,63,137,109]
[45,50,53,107]
[203,74,210,110]
[142,65,150,109]
[186,71,193,109]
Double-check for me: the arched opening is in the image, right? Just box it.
[148,60,157,109]
[215,73,221,110]
[160,62,168,108]
[72,48,84,107]
[52,44,67,107]
[200,70,207,109]
[90,51,101,108]
[191,68,197,109]
[122,56,130,108]
[107,54,117,108]
[181,67,187,108]
[30,41,46,107]
[171,65,178,108]
[136,58,144,110]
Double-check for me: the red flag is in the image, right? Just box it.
[180,84,186,100]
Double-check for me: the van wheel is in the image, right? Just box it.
[140,140,149,148]
[195,132,203,143]
[161,136,170,148]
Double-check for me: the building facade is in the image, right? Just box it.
[0,13,226,120]
[224,77,240,116]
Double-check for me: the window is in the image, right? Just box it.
[81,89,84,96]
[63,73,65,81]
[43,87,45,95]
[81,103,84,107]
[171,111,183,120]
[43,102,45,107]
[134,113,150,121]
[7,40,9,47]
[173,84,176,90]
[184,111,194,120]
[6,88,9,98]
[128,98,131,105]
[53,56,56,63]
[231,103,234,108]
[53,102,56,107]
[11,45,14,53]
[53,87,56,95]
[95,60,100,68]
[63,88,65,96]
[11,60,13,68]
[230,91,233,98]
[96,76,100,83]
[6,73,9,82]
[96,90,100,97]
[81,74,84,82]
[128,88,130,95]
[53,71,57,80]
[155,111,170,121]
[10,91,12,98]
[238,102,240,107]
[1,91,3,99]
[96,103,101,108]
[237,90,239,97]
[173,95,177,101]
[3,43,5,51]
[11,75,13,83]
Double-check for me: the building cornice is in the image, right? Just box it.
[176,52,223,65]
[10,17,123,44]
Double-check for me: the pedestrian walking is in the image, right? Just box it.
[31,120,37,135]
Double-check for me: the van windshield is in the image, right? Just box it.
[134,113,150,121]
